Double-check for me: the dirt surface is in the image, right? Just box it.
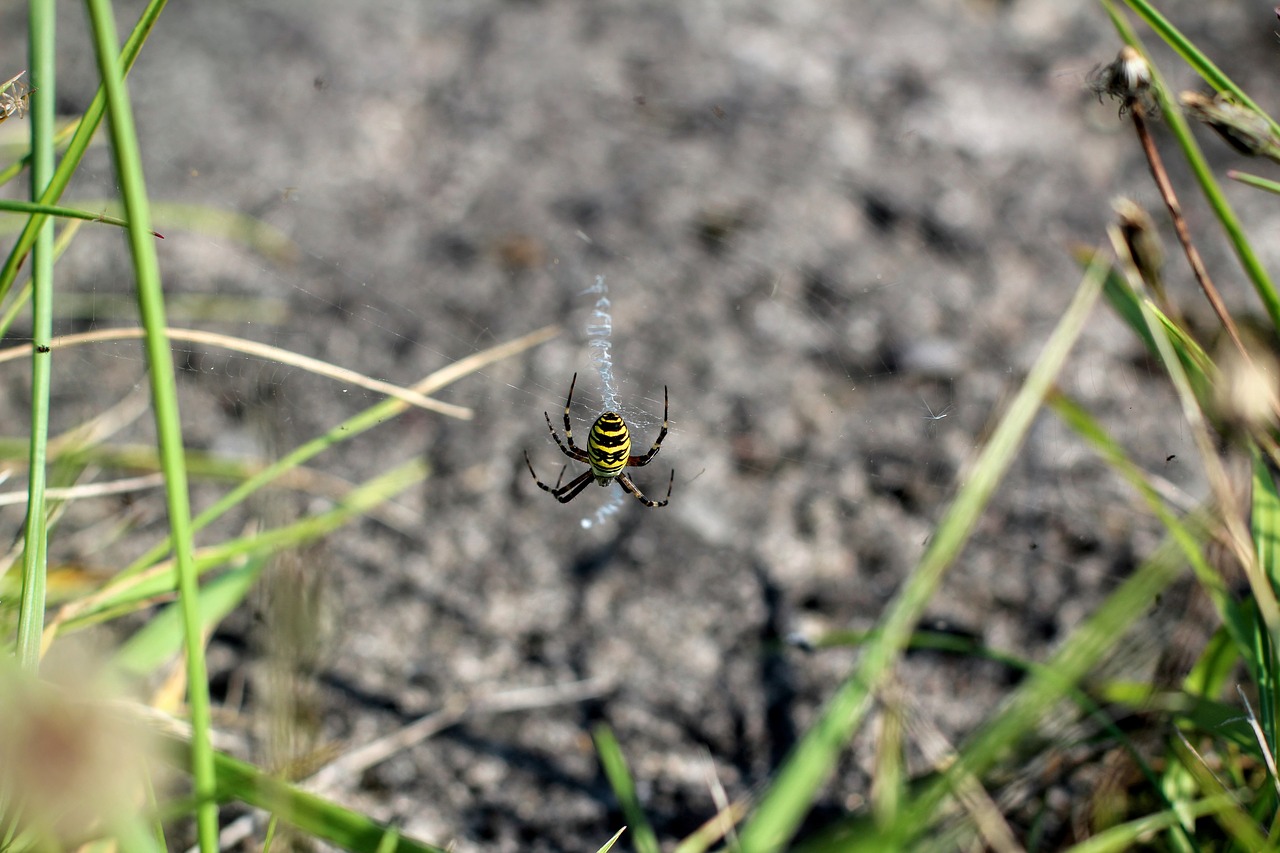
[3,0,1280,849]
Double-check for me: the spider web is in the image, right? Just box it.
[0,0,1221,708]
[1,0,1264,847]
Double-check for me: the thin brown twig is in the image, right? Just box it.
[1130,106,1280,431]
[1130,107,1246,358]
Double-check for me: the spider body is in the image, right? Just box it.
[524,373,673,508]
[585,411,632,483]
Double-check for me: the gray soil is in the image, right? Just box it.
[3,0,1280,849]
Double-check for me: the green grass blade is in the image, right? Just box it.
[112,555,267,676]
[1182,626,1240,703]
[83,0,215,846]
[735,259,1106,852]
[154,735,448,853]
[1077,250,1214,398]
[1252,449,1280,760]
[0,198,161,233]
[594,725,660,853]
[1084,245,1158,353]
[15,0,58,673]
[1229,170,1280,195]
[595,827,628,853]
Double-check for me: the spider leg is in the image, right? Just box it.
[545,372,590,462]
[627,384,669,467]
[524,450,545,485]
[545,412,589,462]
[550,469,595,503]
[562,372,585,455]
[616,469,673,508]
[525,451,559,488]
[526,451,594,503]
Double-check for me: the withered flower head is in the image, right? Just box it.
[1179,90,1280,162]
[1111,197,1165,298]
[1089,46,1155,116]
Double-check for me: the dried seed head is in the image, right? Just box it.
[1111,197,1165,298]
[1180,90,1280,162]
[1089,46,1154,115]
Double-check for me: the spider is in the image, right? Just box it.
[524,372,673,508]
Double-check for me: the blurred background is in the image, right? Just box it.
[2,0,1279,848]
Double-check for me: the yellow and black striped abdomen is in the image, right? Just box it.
[587,412,631,483]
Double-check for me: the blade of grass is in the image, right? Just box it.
[735,258,1106,852]
[152,734,448,853]
[674,802,752,853]
[1252,449,1280,761]
[0,198,161,233]
[1183,626,1242,706]
[112,555,267,676]
[1229,170,1280,195]
[870,687,905,832]
[594,725,661,853]
[595,827,628,853]
[1073,248,1214,400]
[83,0,215,847]
[15,0,57,673]
[48,458,428,637]
[52,199,298,263]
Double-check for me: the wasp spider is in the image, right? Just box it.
[524,373,673,507]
